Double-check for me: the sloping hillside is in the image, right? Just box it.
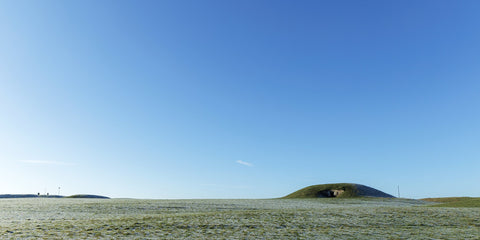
[283,183,395,198]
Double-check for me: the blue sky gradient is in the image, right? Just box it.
[1,1,479,198]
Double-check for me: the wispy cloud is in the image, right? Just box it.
[236,160,253,167]
[19,160,76,166]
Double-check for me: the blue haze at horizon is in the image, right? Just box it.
[0,1,479,199]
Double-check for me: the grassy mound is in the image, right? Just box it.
[1,194,110,199]
[283,183,395,198]
[422,197,480,208]
[0,194,38,198]
[65,194,110,199]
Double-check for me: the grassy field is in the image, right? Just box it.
[0,198,479,239]
[423,197,480,208]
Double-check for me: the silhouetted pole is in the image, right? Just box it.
[397,185,400,198]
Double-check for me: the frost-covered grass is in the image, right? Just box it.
[0,198,479,239]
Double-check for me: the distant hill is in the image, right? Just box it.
[283,183,395,198]
[0,194,109,199]
[0,194,39,198]
[65,194,110,199]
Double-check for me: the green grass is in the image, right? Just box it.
[423,197,480,208]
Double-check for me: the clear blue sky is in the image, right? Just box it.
[1,1,479,199]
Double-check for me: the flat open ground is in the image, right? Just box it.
[0,198,478,239]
